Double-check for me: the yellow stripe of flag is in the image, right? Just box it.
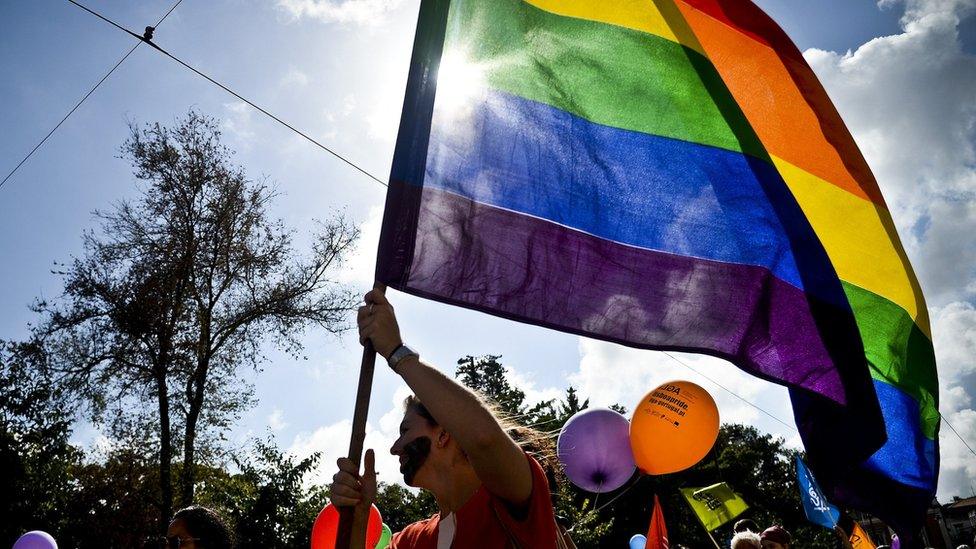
[522,0,707,55]
[772,156,931,338]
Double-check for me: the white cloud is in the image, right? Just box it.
[931,301,976,498]
[933,302,976,396]
[366,96,402,143]
[268,409,289,431]
[938,408,976,498]
[319,94,358,143]
[879,0,976,24]
[221,101,255,145]
[337,204,383,288]
[342,94,357,116]
[279,68,310,88]
[804,0,976,305]
[288,386,410,488]
[277,0,406,25]
[502,365,563,410]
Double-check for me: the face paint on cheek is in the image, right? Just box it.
[400,436,432,485]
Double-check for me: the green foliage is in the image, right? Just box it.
[28,111,358,527]
[1,334,857,548]
[456,355,528,416]
[0,340,81,546]
[1,340,162,547]
[60,449,162,547]
[556,497,613,547]
[454,354,614,545]
[197,437,329,548]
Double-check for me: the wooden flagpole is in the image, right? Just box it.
[334,286,385,549]
[334,0,449,544]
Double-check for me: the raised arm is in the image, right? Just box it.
[358,288,533,506]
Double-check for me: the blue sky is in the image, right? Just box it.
[2,0,975,504]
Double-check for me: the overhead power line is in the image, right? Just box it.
[33,0,976,477]
[65,0,388,189]
[662,351,799,433]
[941,411,976,459]
[0,0,185,191]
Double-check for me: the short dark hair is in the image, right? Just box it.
[173,505,234,549]
[404,394,437,426]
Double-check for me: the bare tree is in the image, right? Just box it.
[34,111,358,530]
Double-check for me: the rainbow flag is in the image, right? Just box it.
[377,0,938,538]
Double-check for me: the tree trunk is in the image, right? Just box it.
[157,370,173,534]
[180,326,210,505]
[180,373,202,506]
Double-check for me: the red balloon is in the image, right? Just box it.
[311,503,383,549]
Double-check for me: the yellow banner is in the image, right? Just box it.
[680,483,748,531]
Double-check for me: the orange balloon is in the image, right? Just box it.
[630,380,719,474]
[311,503,383,549]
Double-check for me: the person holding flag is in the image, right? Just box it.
[329,289,563,548]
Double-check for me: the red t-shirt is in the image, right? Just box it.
[390,454,558,548]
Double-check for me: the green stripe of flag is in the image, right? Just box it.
[843,282,939,439]
[446,0,766,157]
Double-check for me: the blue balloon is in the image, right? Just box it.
[13,531,58,549]
[629,534,647,549]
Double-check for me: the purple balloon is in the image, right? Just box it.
[557,408,636,493]
[13,531,57,549]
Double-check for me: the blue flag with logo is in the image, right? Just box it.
[796,456,841,528]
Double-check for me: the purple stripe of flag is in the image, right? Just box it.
[394,183,847,402]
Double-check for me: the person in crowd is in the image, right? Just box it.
[165,505,234,549]
[731,530,762,549]
[734,519,760,534]
[329,288,563,548]
[760,525,792,549]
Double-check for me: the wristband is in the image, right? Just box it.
[387,344,419,373]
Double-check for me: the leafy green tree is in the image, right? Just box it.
[1,340,159,548]
[456,355,528,416]
[60,448,162,547]
[198,437,329,548]
[0,340,81,546]
[32,111,358,530]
